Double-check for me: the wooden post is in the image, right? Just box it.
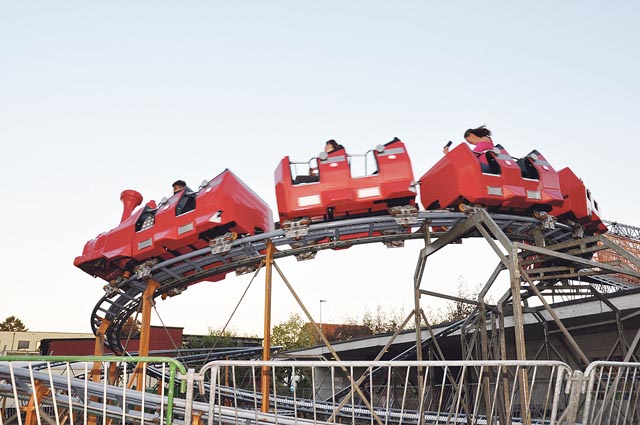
[23,381,49,425]
[133,278,160,391]
[261,241,275,413]
[90,319,111,383]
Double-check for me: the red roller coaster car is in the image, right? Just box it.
[419,143,564,213]
[550,167,607,235]
[74,169,274,283]
[274,138,417,232]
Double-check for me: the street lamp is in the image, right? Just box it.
[319,300,327,333]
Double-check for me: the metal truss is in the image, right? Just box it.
[604,220,640,241]
[90,209,640,375]
[91,211,576,354]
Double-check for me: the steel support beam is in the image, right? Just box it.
[514,242,640,279]
[519,268,590,366]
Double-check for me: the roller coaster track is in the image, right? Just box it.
[90,211,624,355]
[604,220,640,241]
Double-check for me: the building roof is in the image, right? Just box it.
[283,288,640,360]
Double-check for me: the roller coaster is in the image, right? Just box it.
[5,139,640,425]
[73,138,627,357]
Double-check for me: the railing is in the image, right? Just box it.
[0,356,186,425]
[580,361,640,425]
[195,360,573,425]
[4,357,640,425]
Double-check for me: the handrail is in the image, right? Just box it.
[0,355,187,425]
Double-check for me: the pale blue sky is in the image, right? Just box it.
[1,2,638,335]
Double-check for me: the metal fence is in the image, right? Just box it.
[0,356,186,425]
[5,357,640,425]
[195,360,573,425]
[580,361,640,425]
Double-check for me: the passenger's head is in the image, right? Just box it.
[464,125,492,145]
[325,139,340,153]
[172,180,186,193]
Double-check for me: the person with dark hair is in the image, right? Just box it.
[324,139,344,153]
[443,125,495,154]
[308,140,345,177]
[172,180,187,194]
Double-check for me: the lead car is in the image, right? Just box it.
[74,169,274,284]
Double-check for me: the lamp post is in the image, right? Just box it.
[319,299,327,334]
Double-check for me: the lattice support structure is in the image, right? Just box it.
[413,211,640,375]
[86,209,640,403]
[593,233,640,285]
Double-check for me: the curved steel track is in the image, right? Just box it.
[91,210,585,354]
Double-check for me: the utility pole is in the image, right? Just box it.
[319,299,327,334]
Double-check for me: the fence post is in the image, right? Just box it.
[181,368,197,425]
[563,370,586,425]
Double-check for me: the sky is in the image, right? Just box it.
[0,1,638,337]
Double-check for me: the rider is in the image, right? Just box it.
[443,126,494,155]
[172,180,187,194]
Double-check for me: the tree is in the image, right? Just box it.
[361,305,405,335]
[432,278,483,325]
[272,313,314,351]
[0,316,28,332]
[188,327,254,349]
[332,324,373,341]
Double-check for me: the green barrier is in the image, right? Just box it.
[0,355,188,425]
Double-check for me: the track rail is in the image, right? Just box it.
[90,211,591,354]
[604,220,640,241]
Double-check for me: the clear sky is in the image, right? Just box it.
[1,2,638,336]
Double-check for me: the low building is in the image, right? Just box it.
[0,331,94,355]
[40,326,184,355]
[285,289,640,369]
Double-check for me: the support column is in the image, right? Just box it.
[413,223,431,424]
[509,247,531,425]
[134,278,160,391]
[479,301,492,424]
[261,241,275,413]
[497,303,511,423]
[413,223,431,365]
[90,319,112,382]
[23,381,48,425]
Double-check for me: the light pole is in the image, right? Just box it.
[319,300,327,334]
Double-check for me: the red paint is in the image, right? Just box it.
[275,138,416,222]
[419,143,563,212]
[74,169,274,282]
[550,168,607,235]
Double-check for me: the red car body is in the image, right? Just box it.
[74,169,274,282]
[550,167,607,235]
[274,138,417,223]
[419,143,563,212]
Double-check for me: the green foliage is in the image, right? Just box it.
[272,313,314,350]
[188,327,254,349]
[0,316,28,332]
[361,305,406,335]
[331,323,373,341]
[428,278,484,325]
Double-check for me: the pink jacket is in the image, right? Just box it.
[473,139,495,153]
